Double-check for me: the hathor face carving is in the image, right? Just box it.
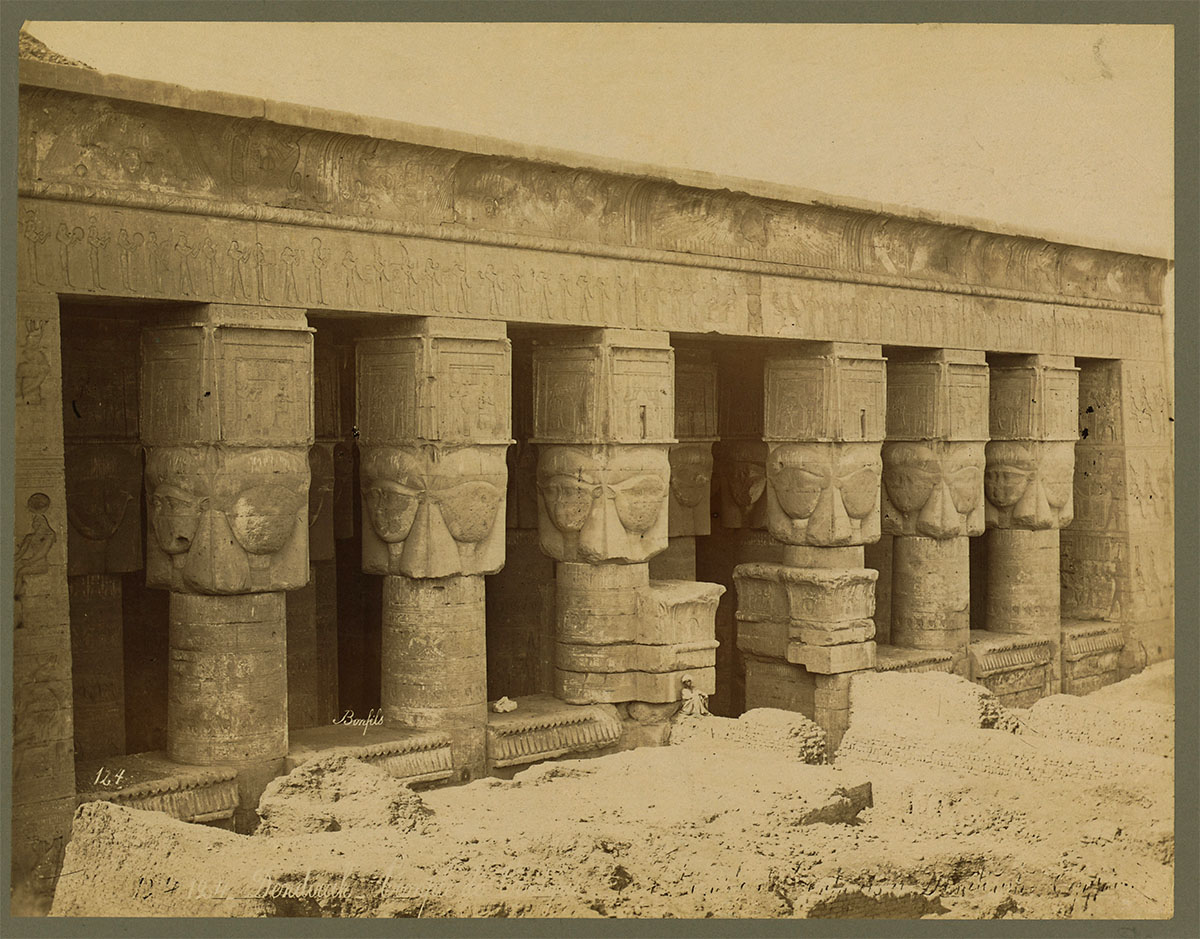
[361,444,507,577]
[536,445,670,563]
[66,447,139,543]
[882,441,985,538]
[145,447,309,594]
[985,440,1075,530]
[668,442,714,538]
[765,442,882,546]
[713,439,768,529]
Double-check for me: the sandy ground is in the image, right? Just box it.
[50,661,1174,919]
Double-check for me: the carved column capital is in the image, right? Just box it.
[356,318,512,578]
[141,316,314,595]
[986,355,1080,531]
[882,349,989,539]
[763,344,886,548]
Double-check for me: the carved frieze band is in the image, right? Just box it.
[20,85,1167,308]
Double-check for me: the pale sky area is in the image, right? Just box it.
[23,21,1174,259]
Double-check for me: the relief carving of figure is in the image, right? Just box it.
[64,444,143,575]
[86,216,110,289]
[360,444,507,578]
[16,319,51,406]
[280,245,304,303]
[371,245,390,308]
[144,446,309,594]
[175,234,200,295]
[56,223,84,287]
[984,440,1075,530]
[307,443,336,562]
[228,239,251,298]
[21,209,49,285]
[310,237,328,304]
[536,445,670,563]
[252,242,270,301]
[765,442,882,547]
[201,237,219,293]
[14,493,56,604]
[881,441,985,538]
[450,262,471,314]
[117,229,144,291]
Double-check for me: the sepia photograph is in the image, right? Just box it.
[4,5,1190,932]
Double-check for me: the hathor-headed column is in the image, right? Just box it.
[736,343,885,747]
[650,347,719,581]
[533,329,722,710]
[356,318,511,780]
[141,304,313,831]
[62,316,143,760]
[985,354,1079,695]
[882,350,988,677]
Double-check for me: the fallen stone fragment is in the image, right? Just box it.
[256,754,432,837]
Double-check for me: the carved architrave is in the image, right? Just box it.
[360,443,508,578]
[144,445,310,594]
[537,444,670,563]
[764,441,882,547]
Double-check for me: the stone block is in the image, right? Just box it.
[484,695,623,768]
[141,323,314,449]
[531,329,674,445]
[556,666,715,705]
[788,641,877,674]
[287,725,454,787]
[763,348,886,443]
[557,639,719,674]
[356,326,512,447]
[75,751,239,826]
[635,579,725,645]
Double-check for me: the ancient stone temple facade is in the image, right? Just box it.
[11,58,1174,911]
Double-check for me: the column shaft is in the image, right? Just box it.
[382,574,487,776]
[891,536,971,675]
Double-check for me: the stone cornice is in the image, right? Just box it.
[19,72,1168,313]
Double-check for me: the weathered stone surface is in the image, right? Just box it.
[381,574,487,778]
[75,751,239,826]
